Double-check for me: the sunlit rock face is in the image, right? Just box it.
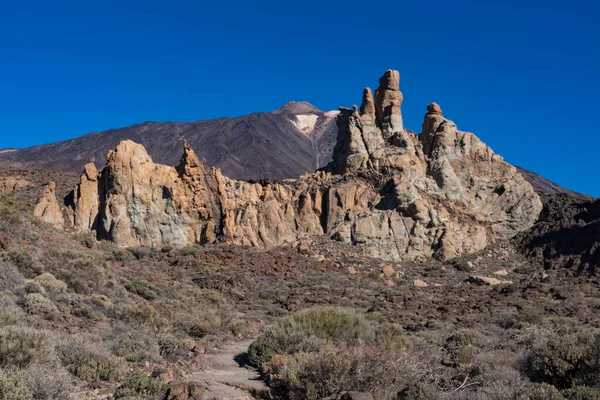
[54,70,542,261]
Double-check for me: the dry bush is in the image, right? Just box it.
[273,342,427,400]
[0,370,33,400]
[23,293,60,320]
[114,373,168,400]
[0,326,53,369]
[32,273,67,297]
[248,306,408,368]
[56,336,126,383]
[22,363,75,400]
[112,329,161,363]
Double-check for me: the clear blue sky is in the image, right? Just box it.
[1,1,598,195]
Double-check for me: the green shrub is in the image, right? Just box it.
[247,306,408,368]
[0,198,22,226]
[563,386,600,400]
[113,330,160,362]
[33,273,68,296]
[0,372,33,400]
[24,293,60,320]
[0,326,52,368]
[514,383,563,400]
[450,258,473,272]
[397,382,441,400]
[272,342,423,400]
[124,281,159,301]
[526,329,597,389]
[114,374,168,400]
[56,339,125,383]
[0,305,24,326]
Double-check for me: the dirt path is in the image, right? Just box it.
[187,339,269,400]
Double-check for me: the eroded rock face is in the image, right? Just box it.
[0,177,30,195]
[33,182,64,229]
[62,70,542,261]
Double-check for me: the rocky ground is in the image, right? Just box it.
[1,165,600,399]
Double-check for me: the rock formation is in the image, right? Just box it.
[0,177,30,195]
[54,70,543,261]
[33,182,64,229]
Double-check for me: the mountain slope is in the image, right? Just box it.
[1,102,338,181]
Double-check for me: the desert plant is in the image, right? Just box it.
[56,337,125,383]
[114,374,168,400]
[0,371,33,400]
[248,306,408,368]
[23,293,59,320]
[23,363,74,400]
[0,326,52,368]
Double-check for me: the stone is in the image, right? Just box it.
[468,275,513,286]
[347,266,357,275]
[494,268,509,276]
[384,279,395,287]
[381,264,395,277]
[0,177,30,195]
[298,241,310,255]
[33,182,64,229]
[413,279,428,287]
[165,380,205,400]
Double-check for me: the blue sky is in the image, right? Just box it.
[1,0,599,195]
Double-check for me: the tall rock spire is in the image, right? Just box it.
[359,88,376,120]
[374,69,403,135]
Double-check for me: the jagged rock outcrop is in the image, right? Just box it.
[60,70,543,261]
[0,177,30,195]
[33,182,64,229]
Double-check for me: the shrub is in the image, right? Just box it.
[526,328,597,388]
[113,330,160,362]
[0,305,24,326]
[56,338,126,383]
[272,342,425,400]
[23,363,74,400]
[32,273,67,296]
[0,372,33,400]
[248,307,408,368]
[114,374,168,400]
[563,386,600,400]
[0,326,52,368]
[125,281,159,301]
[514,383,563,400]
[24,293,60,320]
[397,382,441,400]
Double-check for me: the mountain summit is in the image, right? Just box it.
[272,101,323,115]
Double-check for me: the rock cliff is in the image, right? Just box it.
[40,70,543,261]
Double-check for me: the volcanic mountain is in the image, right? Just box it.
[1,101,338,181]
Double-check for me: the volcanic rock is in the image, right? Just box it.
[33,182,64,229]
[0,177,30,195]
[60,70,543,262]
